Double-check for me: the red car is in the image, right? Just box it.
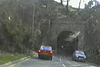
[38,45,53,60]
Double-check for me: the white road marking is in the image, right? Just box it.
[8,64,16,67]
[62,64,66,67]
[8,58,30,67]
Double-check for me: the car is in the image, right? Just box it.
[38,45,53,60]
[72,50,86,62]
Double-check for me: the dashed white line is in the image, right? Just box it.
[8,58,30,67]
[62,64,66,67]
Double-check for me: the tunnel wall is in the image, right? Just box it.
[50,22,85,51]
[57,31,79,55]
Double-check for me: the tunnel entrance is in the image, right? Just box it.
[57,31,78,56]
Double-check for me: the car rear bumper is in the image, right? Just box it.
[38,53,52,59]
[74,57,86,62]
[38,53,52,56]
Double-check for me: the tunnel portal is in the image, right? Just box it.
[57,31,78,56]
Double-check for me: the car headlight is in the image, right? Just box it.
[84,56,86,58]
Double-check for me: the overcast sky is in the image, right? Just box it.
[54,0,100,8]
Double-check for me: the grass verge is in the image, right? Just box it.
[0,53,25,65]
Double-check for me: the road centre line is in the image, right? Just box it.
[62,64,66,67]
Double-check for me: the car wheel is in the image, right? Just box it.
[38,54,41,59]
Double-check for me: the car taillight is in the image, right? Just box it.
[38,50,42,53]
[49,51,53,54]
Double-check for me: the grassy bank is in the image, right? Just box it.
[0,53,25,64]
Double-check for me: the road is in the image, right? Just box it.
[8,56,97,67]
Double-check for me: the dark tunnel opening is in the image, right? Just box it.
[57,31,78,56]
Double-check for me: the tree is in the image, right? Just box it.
[85,0,93,8]
[93,0,99,6]
[60,0,63,5]
[66,0,70,13]
[78,0,82,10]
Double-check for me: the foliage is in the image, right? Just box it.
[0,0,35,53]
[0,0,57,53]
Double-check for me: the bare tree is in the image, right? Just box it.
[60,0,63,5]
[78,0,81,10]
[88,0,93,8]
[93,0,99,6]
[66,0,70,13]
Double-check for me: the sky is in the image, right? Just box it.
[54,0,100,8]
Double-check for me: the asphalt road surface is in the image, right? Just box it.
[8,56,97,67]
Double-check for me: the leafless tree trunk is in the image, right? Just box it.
[66,0,69,13]
[78,0,81,10]
[60,0,63,5]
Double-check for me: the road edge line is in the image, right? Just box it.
[0,56,30,67]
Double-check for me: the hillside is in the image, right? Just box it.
[0,0,99,65]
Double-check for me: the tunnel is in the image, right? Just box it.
[57,31,78,56]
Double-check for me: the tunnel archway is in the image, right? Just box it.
[57,31,78,56]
